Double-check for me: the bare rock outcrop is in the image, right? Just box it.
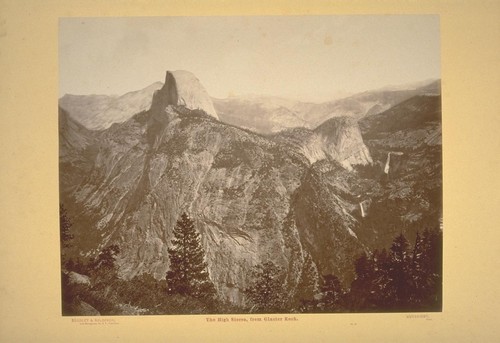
[275,117,372,171]
[60,82,163,130]
[312,117,372,170]
[151,70,218,119]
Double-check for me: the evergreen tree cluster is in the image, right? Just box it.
[245,228,441,313]
[245,261,287,313]
[292,253,320,312]
[60,204,441,315]
[60,204,74,250]
[61,210,220,315]
[346,229,442,312]
[62,243,122,315]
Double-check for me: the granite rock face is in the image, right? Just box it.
[274,117,372,171]
[312,117,373,170]
[59,82,163,130]
[61,104,368,305]
[59,69,219,130]
[152,70,218,120]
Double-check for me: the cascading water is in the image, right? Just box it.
[384,151,403,175]
[384,152,391,174]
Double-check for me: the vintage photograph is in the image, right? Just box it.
[59,16,442,315]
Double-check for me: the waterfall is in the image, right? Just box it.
[360,200,370,218]
[384,152,391,174]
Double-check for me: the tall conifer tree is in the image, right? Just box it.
[349,252,377,311]
[166,213,216,298]
[320,274,345,311]
[60,204,74,250]
[388,233,411,309]
[293,253,320,311]
[246,261,286,313]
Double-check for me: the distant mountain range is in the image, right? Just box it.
[59,82,164,130]
[60,79,440,134]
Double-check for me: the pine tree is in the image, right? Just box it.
[88,244,121,297]
[410,231,427,306]
[246,261,286,313]
[60,204,74,249]
[293,253,320,312]
[91,245,120,272]
[354,252,375,281]
[320,274,345,312]
[344,230,442,312]
[349,252,377,311]
[418,228,443,309]
[60,204,74,271]
[388,233,412,309]
[166,213,216,299]
[372,248,391,309]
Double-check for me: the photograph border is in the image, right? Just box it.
[1,0,499,342]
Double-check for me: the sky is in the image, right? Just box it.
[59,16,440,102]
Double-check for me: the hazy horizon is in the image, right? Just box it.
[59,16,440,102]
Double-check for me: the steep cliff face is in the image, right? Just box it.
[59,70,220,130]
[62,100,369,305]
[68,107,287,303]
[151,71,218,120]
[59,107,97,196]
[60,82,163,130]
[356,94,443,249]
[274,117,372,171]
[59,107,92,155]
[291,161,366,281]
[312,117,373,169]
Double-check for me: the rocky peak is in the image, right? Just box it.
[151,70,218,119]
[296,116,372,170]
